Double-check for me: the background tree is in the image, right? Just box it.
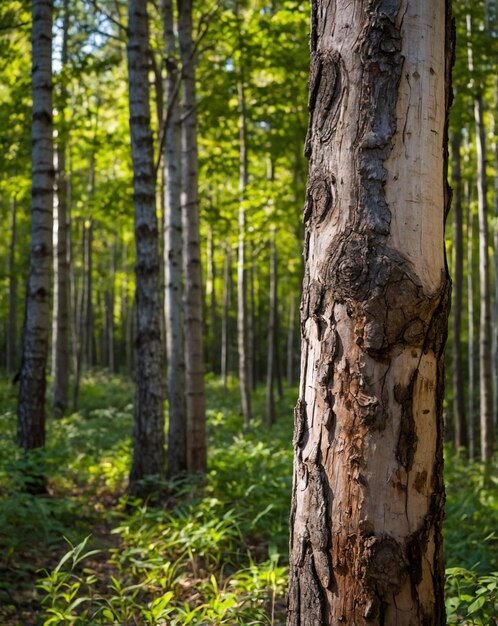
[17,0,54,466]
[126,0,166,490]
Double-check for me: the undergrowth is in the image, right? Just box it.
[0,373,497,624]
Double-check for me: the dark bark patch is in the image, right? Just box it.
[305,50,346,157]
[394,372,418,471]
[362,534,408,599]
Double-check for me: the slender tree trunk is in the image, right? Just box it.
[474,93,494,461]
[287,294,295,387]
[237,68,252,424]
[17,0,54,465]
[221,242,230,389]
[85,217,95,368]
[466,158,476,460]
[207,227,218,373]
[266,226,277,426]
[127,0,166,488]
[72,220,86,412]
[178,0,207,473]
[52,0,70,416]
[248,247,256,390]
[7,196,17,374]
[451,130,468,452]
[288,2,451,623]
[491,82,498,433]
[108,237,116,372]
[163,0,187,476]
[467,14,494,461]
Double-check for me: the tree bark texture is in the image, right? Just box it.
[178,0,207,473]
[127,0,166,486]
[451,130,468,451]
[17,0,54,452]
[288,2,452,624]
[163,0,187,476]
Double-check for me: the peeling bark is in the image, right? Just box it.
[288,2,451,624]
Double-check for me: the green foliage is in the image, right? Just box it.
[446,568,498,625]
[2,377,498,624]
[444,449,498,572]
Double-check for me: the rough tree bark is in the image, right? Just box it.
[178,0,207,473]
[163,0,187,476]
[127,0,166,488]
[17,0,54,460]
[288,2,452,624]
[451,130,468,452]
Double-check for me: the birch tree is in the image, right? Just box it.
[288,1,452,623]
[127,0,166,489]
[17,0,54,466]
[178,0,207,473]
[163,0,187,476]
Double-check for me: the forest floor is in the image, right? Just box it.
[0,374,497,625]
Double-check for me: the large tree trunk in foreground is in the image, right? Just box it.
[163,0,187,476]
[178,0,207,473]
[288,2,451,624]
[127,0,166,488]
[18,0,54,459]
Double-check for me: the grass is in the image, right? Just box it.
[0,372,497,624]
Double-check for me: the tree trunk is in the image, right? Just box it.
[163,0,187,476]
[288,2,451,624]
[17,0,54,463]
[127,0,166,488]
[221,242,231,389]
[52,0,70,415]
[451,130,468,452]
[107,237,116,372]
[474,92,494,461]
[237,73,252,424]
[287,294,295,388]
[465,153,476,460]
[207,226,218,373]
[72,220,86,412]
[467,14,494,461]
[266,226,277,426]
[493,115,498,433]
[178,0,207,473]
[7,196,17,374]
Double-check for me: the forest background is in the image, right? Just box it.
[0,0,498,624]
